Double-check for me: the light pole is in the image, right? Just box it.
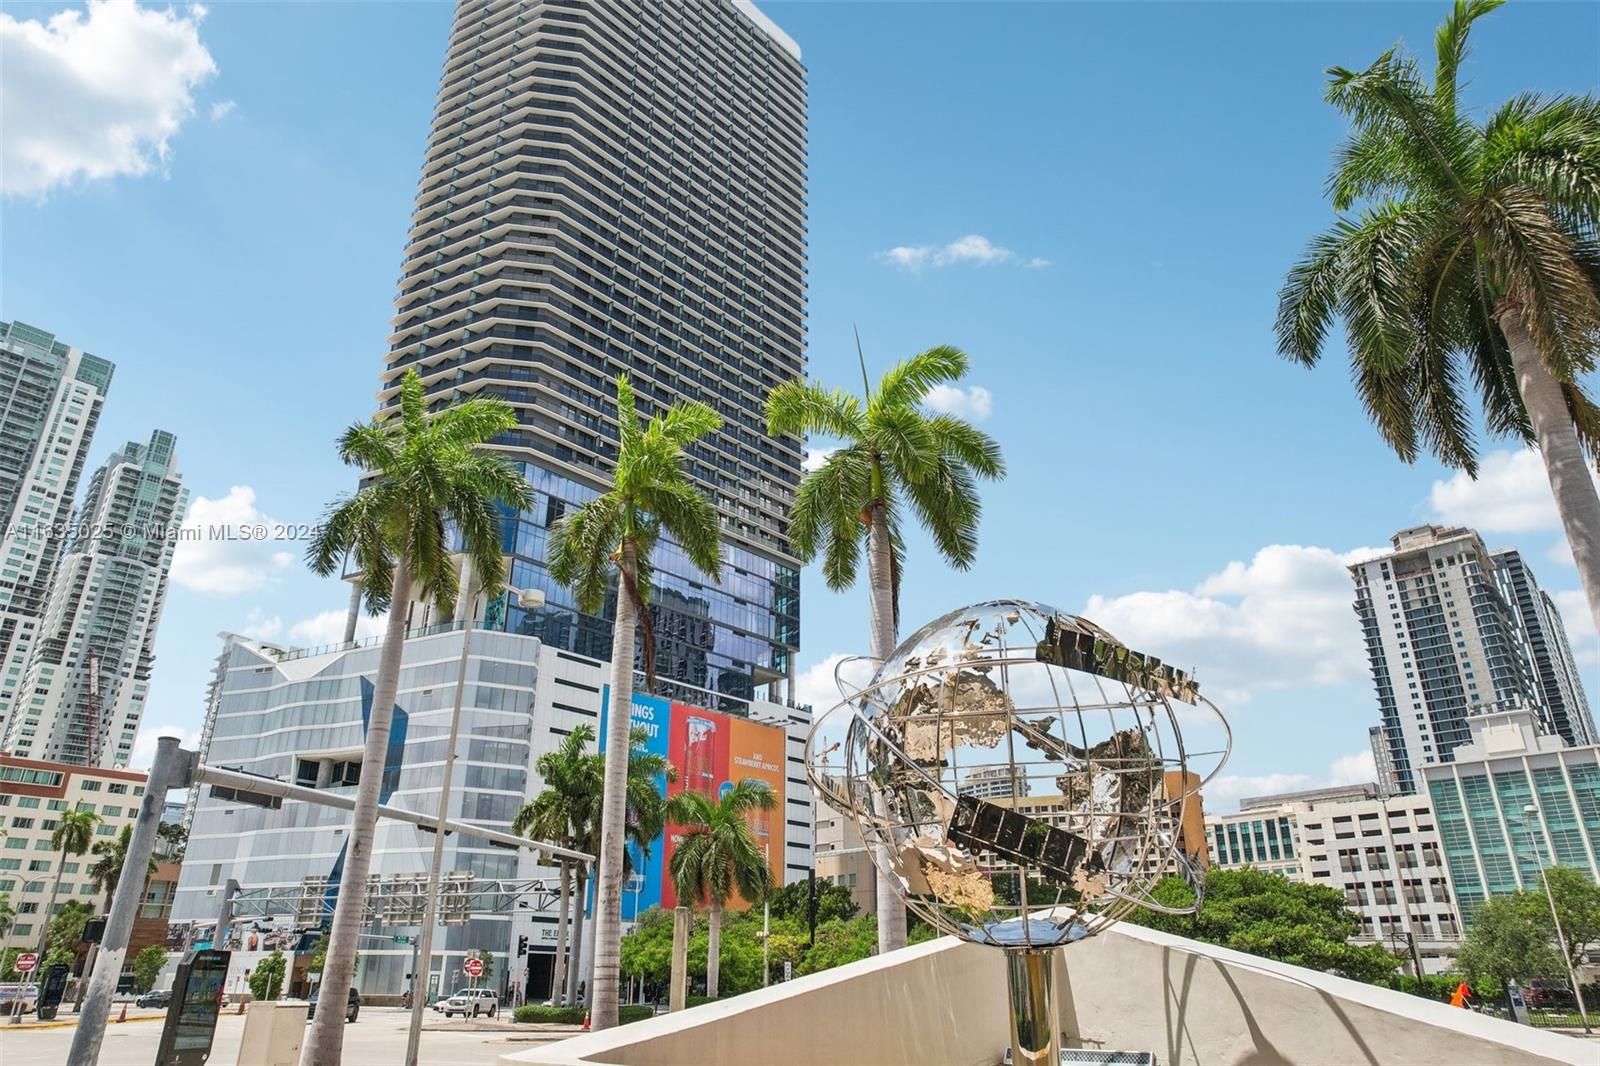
[1514,803,1591,1033]
[403,578,544,1066]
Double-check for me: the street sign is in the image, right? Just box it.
[14,953,37,974]
[462,958,484,978]
[392,935,413,944]
[783,960,792,982]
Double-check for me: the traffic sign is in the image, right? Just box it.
[462,958,484,978]
[392,935,413,944]
[14,953,37,974]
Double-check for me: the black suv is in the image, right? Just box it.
[306,985,360,1023]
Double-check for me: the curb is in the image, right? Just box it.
[1,1013,168,1031]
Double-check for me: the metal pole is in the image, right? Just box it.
[1518,805,1591,1032]
[69,736,193,1066]
[214,879,240,951]
[404,603,476,1066]
[1005,949,1061,1066]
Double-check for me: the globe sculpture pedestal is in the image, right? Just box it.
[807,601,1230,1066]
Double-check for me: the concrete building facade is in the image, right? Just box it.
[1207,783,1464,973]
[174,622,812,1002]
[0,321,114,744]
[1422,708,1600,921]
[2,431,188,767]
[0,755,148,948]
[1352,525,1541,795]
[374,0,807,710]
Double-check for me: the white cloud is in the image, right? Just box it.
[170,485,295,594]
[129,722,202,770]
[802,446,839,473]
[1428,448,1599,534]
[208,98,234,121]
[1547,539,1575,568]
[1025,257,1051,269]
[880,234,1048,272]
[1,1,218,197]
[287,608,386,648]
[1207,749,1377,809]
[794,652,878,714]
[1551,590,1600,666]
[923,384,992,421]
[1083,544,1383,704]
[238,607,282,640]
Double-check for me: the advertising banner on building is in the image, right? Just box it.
[599,687,786,919]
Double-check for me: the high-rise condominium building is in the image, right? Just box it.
[1,431,188,767]
[1491,548,1596,748]
[377,0,806,706]
[0,321,114,743]
[1352,526,1541,795]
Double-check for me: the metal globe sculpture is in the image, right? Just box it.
[806,600,1231,1065]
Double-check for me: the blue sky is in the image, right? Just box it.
[2,1,1596,804]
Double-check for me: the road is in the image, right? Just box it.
[0,1005,573,1065]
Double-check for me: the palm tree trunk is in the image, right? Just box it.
[589,539,639,1029]
[301,563,412,1066]
[550,860,569,1005]
[1501,304,1600,637]
[865,502,907,954]
[34,856,67,960]
[568,863,587,1008]
[706,898,722,999]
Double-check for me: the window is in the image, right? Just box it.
[80,780,101,792]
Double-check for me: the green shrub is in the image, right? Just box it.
[513,1004,653,1025]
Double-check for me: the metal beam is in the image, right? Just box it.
[192,763,592,863]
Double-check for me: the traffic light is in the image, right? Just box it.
[517,935,528,957]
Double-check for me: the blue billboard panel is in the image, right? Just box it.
[597,687,670,920]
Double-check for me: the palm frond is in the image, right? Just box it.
[1277,228,1347,366]
[765,380,867,440]
[926,414,1005,480]
[873,345,969,411]
[1434,0,1504,119]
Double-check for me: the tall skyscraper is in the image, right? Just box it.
[1352,525,1541,795]
[1491,547,1597,748]
[1,431,188,767]
[374,0,806,706]
[0,321,114,743]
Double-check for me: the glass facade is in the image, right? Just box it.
[487,462,798,711]
[1210,815,1297,870]
[175,630,541,995]
[1428,756,1600,924]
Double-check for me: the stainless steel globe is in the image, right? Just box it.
[806,600,1232,1064]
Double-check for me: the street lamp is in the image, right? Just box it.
[1513,803,1591,1033]
[404,578,545,1066]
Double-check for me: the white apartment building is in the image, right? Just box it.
[3,431,187,767]
[0,755,147,947]
[1352,526,1541,795]
[1208,783,1463,974]
[0,322,114,744]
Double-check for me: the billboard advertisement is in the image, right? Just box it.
[599,687,786,920]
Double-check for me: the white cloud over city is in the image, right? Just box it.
[170,485,295,594]
[1428,447,1600,535]
[1,1,219,197]
[1206,748,1377,806]
[1082,543,1383,704]
[879,234,1049,272]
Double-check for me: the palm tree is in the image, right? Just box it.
[766,343,1004,951]
[1277,0,1600,634]
[76,824,157,1009]
[513,725,594,1006]
[546,375,721,1029]
[36,810,98,957]
[664,779,777,998]
[302,367,531,1065]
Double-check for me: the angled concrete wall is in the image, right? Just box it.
[502,922,1591,1066]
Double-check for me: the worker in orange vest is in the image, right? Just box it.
[1450,981,1472,1009]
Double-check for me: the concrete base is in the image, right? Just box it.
[236,999,307,1066]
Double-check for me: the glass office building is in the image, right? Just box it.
[1491,548,1597,748]
[377,0,807,706]
[1424,709,1600,922]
